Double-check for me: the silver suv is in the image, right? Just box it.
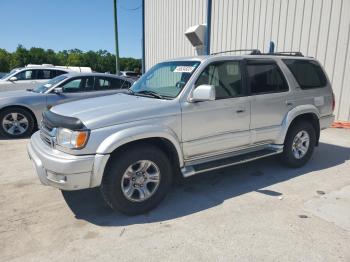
[28,52,335,215]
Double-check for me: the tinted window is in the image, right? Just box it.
[195,61,242,100]
[283,59,327,89]
[53,70,67,77]
[121,80,132,89]
[246,62,288,94]
[61,77,94,92]
[14,70,36,80]
[37,70,52,79]
[94,77,114,90]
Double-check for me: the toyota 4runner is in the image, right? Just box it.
[28,51,335,215]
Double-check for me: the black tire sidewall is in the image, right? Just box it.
[101,145,173,215]
[0,108,35,138]
[282,121,316,167]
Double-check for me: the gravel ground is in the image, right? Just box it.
[0,128,349,261]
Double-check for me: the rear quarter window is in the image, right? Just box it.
[283,59,327,89]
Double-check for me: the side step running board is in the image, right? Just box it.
[181,147,283,177]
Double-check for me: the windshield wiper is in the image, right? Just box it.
[134,90,164,99]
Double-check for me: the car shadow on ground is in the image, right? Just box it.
[62,142,350,226]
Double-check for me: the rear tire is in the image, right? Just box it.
[0,107,35,138]
[280,121,316,168]
[101,144,173,215]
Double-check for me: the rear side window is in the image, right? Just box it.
[283,59,327,89]
[37,70,51,79]
[246,62,288,94]
[94,77,125,90]
[53,70,67,77]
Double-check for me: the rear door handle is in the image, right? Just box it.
[236,109,245,113]
[286,101,293,106]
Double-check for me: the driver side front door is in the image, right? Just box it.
[181,60,251,162]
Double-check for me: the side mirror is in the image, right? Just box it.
[190,84,215,102]
[53,87,63,94]
[9,76,17,82]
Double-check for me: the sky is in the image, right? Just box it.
[0,0,142,58]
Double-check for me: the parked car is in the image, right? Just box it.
[28,51,335,215]
[0,73,134,138]
[119,71,141,79]
[0,64,92,92]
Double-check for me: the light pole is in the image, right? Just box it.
[113,0,120,74]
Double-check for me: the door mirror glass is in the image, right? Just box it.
[190,84,215,102]
[9,76,17,81]
[53,87,63,94]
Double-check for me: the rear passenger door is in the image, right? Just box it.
[245,59,291,144]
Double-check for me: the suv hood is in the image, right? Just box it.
[50,93,180,130]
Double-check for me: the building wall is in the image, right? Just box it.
[145,0,350,120]
[144,0,206,70]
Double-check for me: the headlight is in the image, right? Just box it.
[56,128,89,149]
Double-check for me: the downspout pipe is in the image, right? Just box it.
[142,0,146,73]
[206,0,212,55]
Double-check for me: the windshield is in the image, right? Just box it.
[33,75,68,93]
[1,68,20,80]
[130,61,201,98]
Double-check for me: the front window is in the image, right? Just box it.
[195,61,243,100]
[131,61,201,99]
[14,70,36,80]
[33,75,68,93]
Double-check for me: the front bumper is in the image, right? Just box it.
[27,131,109,191]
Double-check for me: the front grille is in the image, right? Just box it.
[40,120,56,147]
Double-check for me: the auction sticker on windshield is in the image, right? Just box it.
[173,66,196,73]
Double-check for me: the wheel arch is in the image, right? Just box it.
[278,105,320,145]
[97,124,182,162]
[92,126,183,188]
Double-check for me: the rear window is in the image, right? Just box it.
[283,59,327,89]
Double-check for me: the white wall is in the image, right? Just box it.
[145,0,350,120]
[144,0,207,70]
[210,0,350,121]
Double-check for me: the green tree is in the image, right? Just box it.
[0,49,11,72]
[10,44,29,69]
[1,45,142,74]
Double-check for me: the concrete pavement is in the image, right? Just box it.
[0,128,349,261]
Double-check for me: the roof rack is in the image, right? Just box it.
[210,49,304,57]
[211,49,262,55]
[262,51,304,57]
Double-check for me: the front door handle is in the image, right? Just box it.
[236,109,245,113]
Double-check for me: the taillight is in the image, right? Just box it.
[332,92,335,112]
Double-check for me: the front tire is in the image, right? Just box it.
[0,107,35,138]
[280,121,316,168]
[101,144,173,215]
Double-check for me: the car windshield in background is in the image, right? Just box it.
[33,75,67,93]
[1,68,20,79]
[130,61,201,99]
